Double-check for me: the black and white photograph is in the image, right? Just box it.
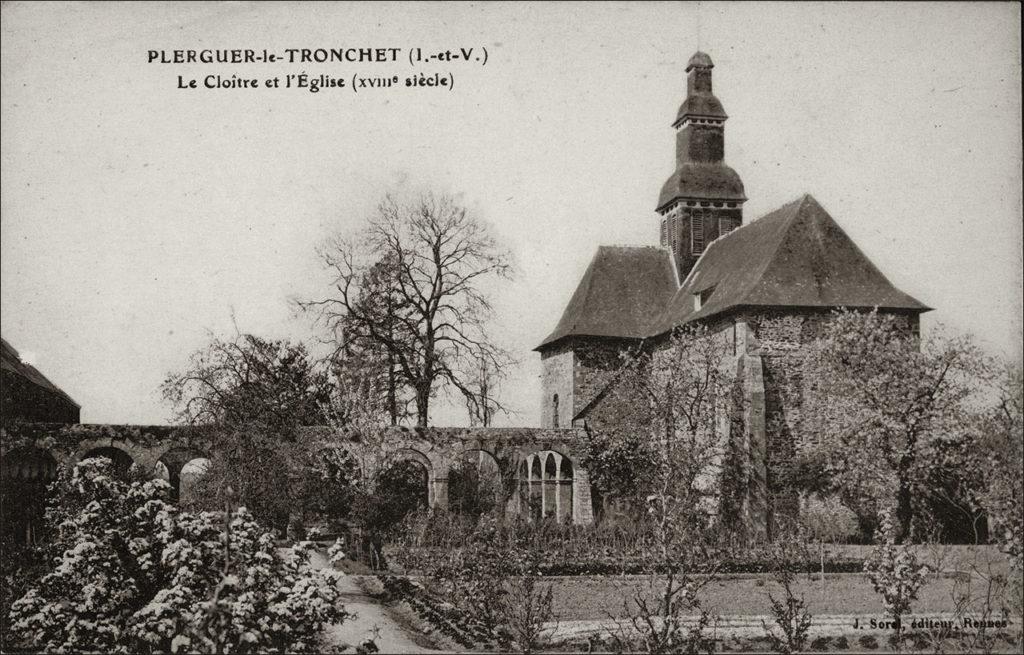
[1,2,1021,653]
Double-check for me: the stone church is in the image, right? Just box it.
[536,52,929,536]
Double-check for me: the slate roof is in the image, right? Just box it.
[537,195,930,351]
[1,338,80,408]
[675,95,728,123]
[652,194,930,332]
[535,246,677,350]
[687,51,714,71]
[657,162,747,209]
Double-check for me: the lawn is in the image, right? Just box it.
[548,573,994,621]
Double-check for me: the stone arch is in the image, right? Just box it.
[448,448,502,517]
[543,452,558,517]
[0,447,59,544]
[178,457,212,507]
[157,446,210,503]
[557,456,574,523]
[382,448,432,509]
[82,446,134,479]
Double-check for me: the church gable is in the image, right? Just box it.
[749,195,929,311]
[654,194,930,333]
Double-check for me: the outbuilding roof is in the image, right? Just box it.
[1,338,81,408]
[535,246,677,350]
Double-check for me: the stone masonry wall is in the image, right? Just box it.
[572,338,632,420]
[743,308,917,536]
[540,342,574,428]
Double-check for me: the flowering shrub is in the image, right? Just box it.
[7,458,348,653]
[864,513,931,648]
[760,536,813,655]
[327,537,347,564]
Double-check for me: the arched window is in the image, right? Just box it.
[544,454,558,518]
[517,450,576,523]
[178,458,212,508]
[552,393,559,428]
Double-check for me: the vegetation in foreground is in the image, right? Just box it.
[2,183,1022,655]
[3,458,348,654]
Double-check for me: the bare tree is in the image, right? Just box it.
[463,354,506,427]
[299,190,514,426]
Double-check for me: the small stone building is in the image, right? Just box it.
[536,52,929,537]
[1,337,81,543]
[1,338,81,424]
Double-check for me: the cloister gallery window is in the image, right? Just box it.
[517,450,574,522]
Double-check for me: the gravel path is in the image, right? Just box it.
[307,551,443,653]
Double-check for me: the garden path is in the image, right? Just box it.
[307,550,443,653]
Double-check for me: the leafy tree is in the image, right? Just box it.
[365,460,429,531]
[799,310,993,542]
[161,332,347,534]
[6,458,347,653]
[299,190,514,426]
[761,534,813,655]
[582,428,658,517]
[162,333,331,429]
[976,364,1023,566]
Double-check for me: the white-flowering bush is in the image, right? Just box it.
[327,538,347,564]
[864,513,931,646]
[7,458,348,654]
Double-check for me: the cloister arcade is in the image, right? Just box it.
[0,424,595,544]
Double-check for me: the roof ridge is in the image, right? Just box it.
[0,336,81,408]
[597,243,668,251]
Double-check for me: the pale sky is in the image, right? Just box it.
[2,2,1021,427]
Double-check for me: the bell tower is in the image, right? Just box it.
[657,52,746,282]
